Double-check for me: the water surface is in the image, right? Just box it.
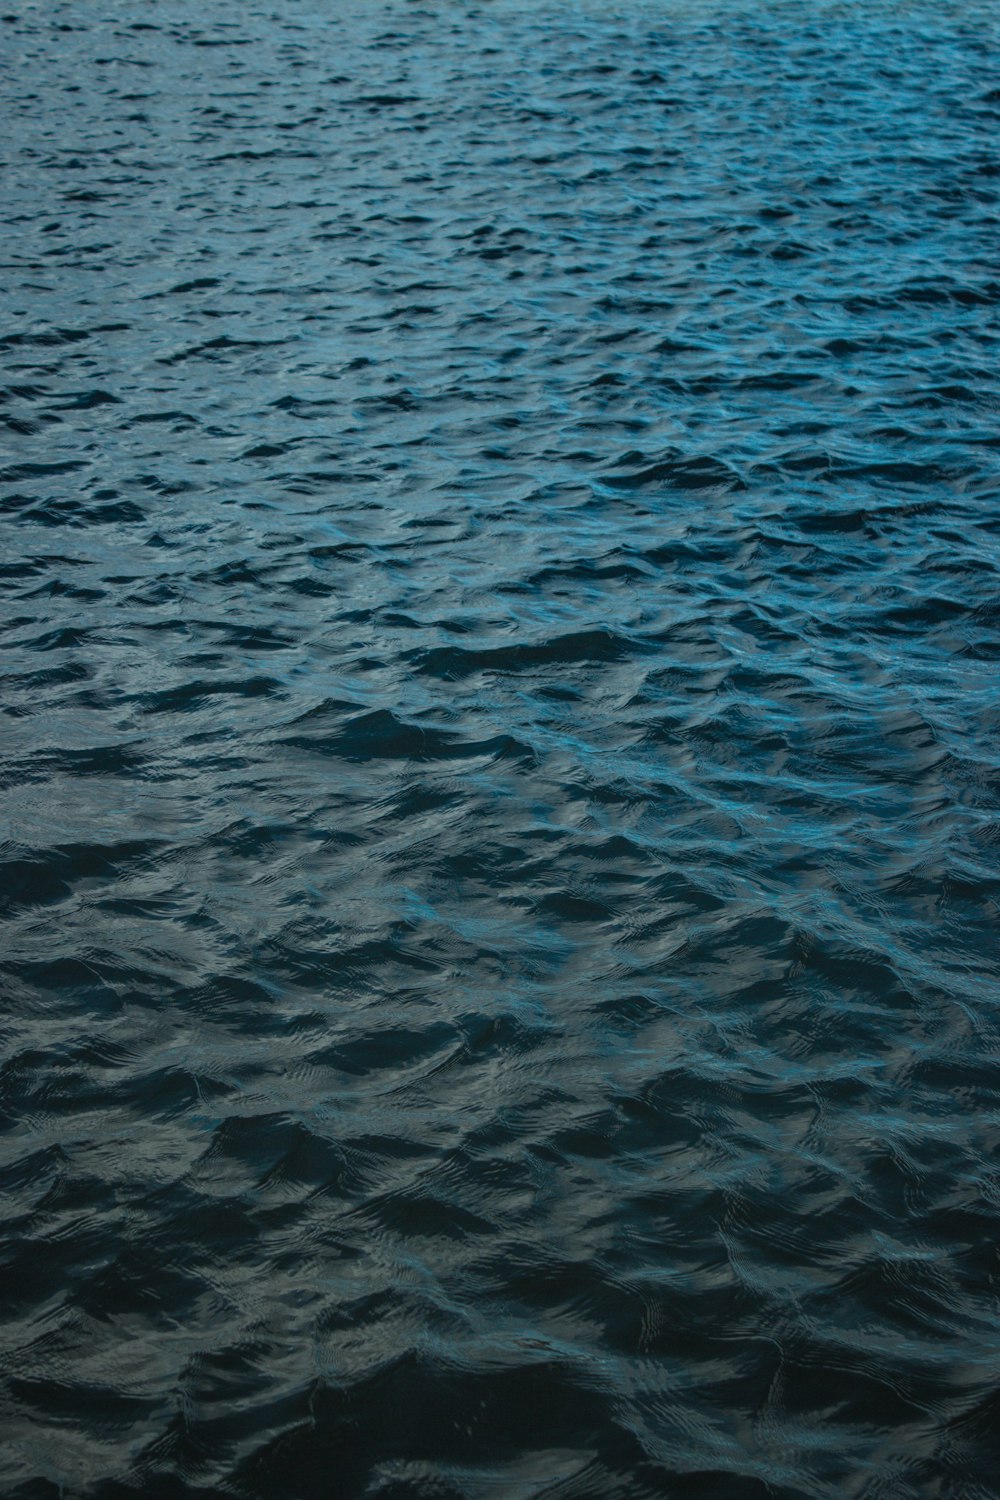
[2,2,1000,1496]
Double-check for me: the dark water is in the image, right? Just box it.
[3,1,1000,1495]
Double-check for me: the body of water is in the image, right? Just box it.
[2,2,1000,1495]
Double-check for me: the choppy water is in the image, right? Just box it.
[3,1,1000,1495]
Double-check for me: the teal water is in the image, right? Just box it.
[2,2,1000,1496]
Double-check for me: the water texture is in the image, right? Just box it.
[2,1,1000,1495]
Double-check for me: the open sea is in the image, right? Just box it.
[2,1,1000,1495]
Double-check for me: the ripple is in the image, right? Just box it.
[3,0,1000,1495]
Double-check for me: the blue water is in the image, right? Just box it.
[2,2,1000,1496]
